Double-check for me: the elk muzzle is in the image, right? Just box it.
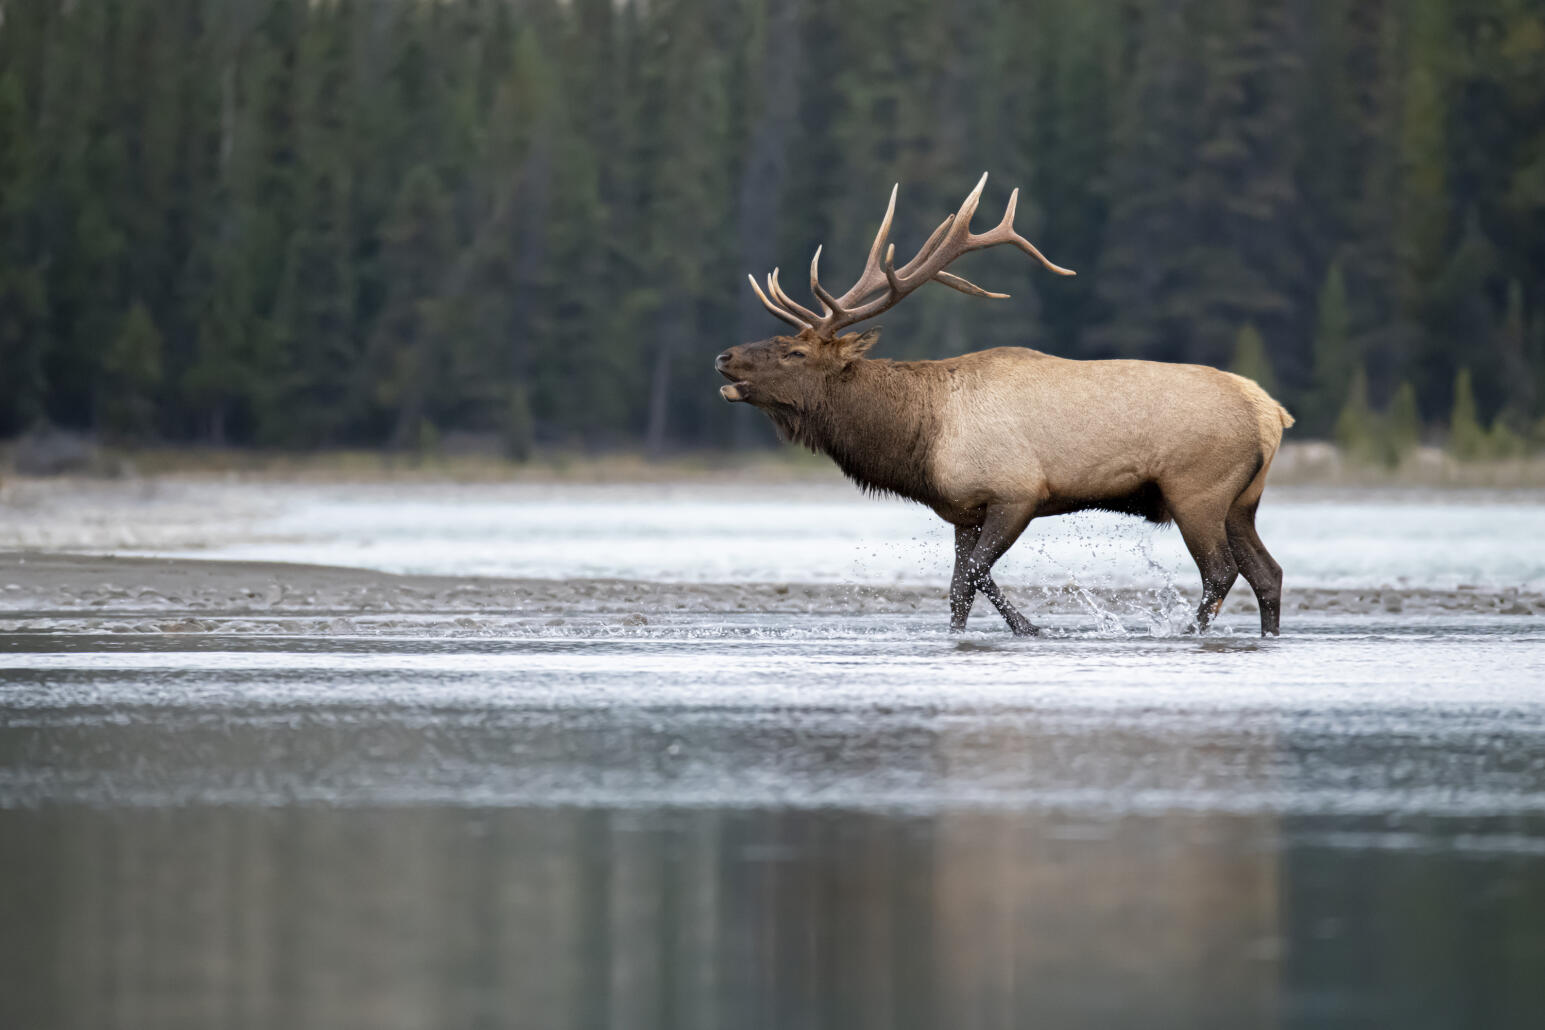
[716,349,749,402]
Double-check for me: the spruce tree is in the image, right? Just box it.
[1496,280,1534,433]
[1334,365,1377,462]
[265,5,358,445]
[99,301,165,442]
[368,165,452,450]
[1447,367,1487,460]
[1230,324,1278,395]
[0,67,49,433]
[1181,0,1304,373]
[1384,380,1422,465]
[1306,260,1355,436]
[1091,1,1196,362]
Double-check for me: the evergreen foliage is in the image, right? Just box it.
[1385,381,1423,464]
[99,302,165,441]
[1448,367,1488,460]
[1334,366,1378,462]
[1306,261,1354,436]
[1229,325,1277,395]
[0,0,1542,453]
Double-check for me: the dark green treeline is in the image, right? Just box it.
[2,0,1543,453]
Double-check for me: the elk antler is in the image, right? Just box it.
[747,173,1075,335]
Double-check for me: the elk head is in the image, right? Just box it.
[716,173,1075,407]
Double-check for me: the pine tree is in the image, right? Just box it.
[1180,0,1304,373]
[639,0,734,456]
[1496,280,1534,433]
[1447,366,1488,460]
[1384,380,1422,464]
[504,384,535,463]
[368,164,451,450]
[0,66,49,433]
[265,5,358,445]
[1091,1,1196,362]
[1334,365,1377,461]
[1230,324,1278,395]
[1305,260,1355,436]
[183,248,253,444]
[1026,0,1113,359]
[99,301,164,441]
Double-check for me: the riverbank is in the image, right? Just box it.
[6,439,1545,489]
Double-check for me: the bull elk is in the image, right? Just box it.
[716,174,1294,636]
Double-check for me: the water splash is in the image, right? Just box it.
[1132,529,1193,637]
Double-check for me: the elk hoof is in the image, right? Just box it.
[1008,618,1040,637]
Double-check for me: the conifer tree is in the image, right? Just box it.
[1496,280,1535,433]
[266,5,358,445]
[1384,380,1422,464]
[1334,365,1377,461]
[1305,260,1355,436]
[1230,324,1278,395]
[0,67,49,433]
[99,301,165,441]
[369,165,452,449]
[1447,367,1487,460]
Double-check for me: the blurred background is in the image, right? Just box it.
[6,6,1545,1028]
[1,0,1543,464]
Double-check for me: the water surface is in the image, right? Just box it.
[7,480,1544,589]
[3,483,1544,1027]
[4,611,1544,1028]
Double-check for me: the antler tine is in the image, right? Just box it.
[891,172,990,289]
[809,245,840,317]
[1009,236,1077,277]
[991,186,1020,236]
[934,271,1010,299]
[769,268,821,324]
[832,184,900,309]
[747,273,809,329]
[895,213,956,280]
[970,187,1077,277]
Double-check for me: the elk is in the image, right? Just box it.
[716,174,1294,636]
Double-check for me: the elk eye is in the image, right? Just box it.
[787,349,806,359]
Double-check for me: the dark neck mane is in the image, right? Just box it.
[765,360,942,506]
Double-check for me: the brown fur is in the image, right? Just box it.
[716,328,1293,635]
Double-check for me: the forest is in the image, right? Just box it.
[1,0,1543,458]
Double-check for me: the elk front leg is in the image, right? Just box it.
[960,503,1038,636]
[949,523,983,631]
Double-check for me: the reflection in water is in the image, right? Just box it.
[4,618,1544,1028]
[2,806,1542,1029]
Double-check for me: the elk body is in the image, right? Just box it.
[716,174,1294,636]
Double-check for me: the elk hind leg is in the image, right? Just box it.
[1171,501,1238,631]
[1226,501,1283,636]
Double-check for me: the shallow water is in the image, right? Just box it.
[6,480,1545,589]
[3,482,1544,1026]
[163,489,1545,589]
[4,611,1545,1027]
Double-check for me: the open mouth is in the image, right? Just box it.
[718,368,749,402]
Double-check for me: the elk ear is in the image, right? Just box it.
[837,327,882,359]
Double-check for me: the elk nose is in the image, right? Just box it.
[716,351,733,369]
